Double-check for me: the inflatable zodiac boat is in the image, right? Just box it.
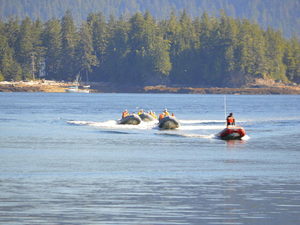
[218,126,246,140]
[158,116,180,129]
[138,113,156,122]
[118,114,142,125]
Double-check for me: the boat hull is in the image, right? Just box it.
[119,114,142,125]
[65,87,90,93]
[218,127,246,140]
[139,113,155,122]
[158,116,180,129]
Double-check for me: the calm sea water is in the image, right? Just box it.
[0,93,300,225]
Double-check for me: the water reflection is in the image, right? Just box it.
[0,177,299,225]
[225,139,247,149]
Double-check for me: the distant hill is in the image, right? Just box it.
[0,0,299,38]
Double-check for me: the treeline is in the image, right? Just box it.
[0,11,299,87]
[1,0,299,38]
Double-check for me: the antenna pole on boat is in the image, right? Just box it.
[224,95,227,125]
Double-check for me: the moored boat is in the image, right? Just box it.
[158,116,180,129]
[218,126,246,140]
[65,86,90,93]
[118,114,142,125]
[65,74,91,93]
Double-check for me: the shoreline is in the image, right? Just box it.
[1,80,300,95]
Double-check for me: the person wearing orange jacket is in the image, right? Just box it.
[122,109,129,118]
[226,112,235,127]
[159,113,164,121]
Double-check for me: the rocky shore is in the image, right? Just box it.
[1,80,300,94]
[143,85,300,95]
[0,80,70,92]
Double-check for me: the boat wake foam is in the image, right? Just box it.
[67,119,249,141]
[156,132,216,139]
[67,120,157,130]
[241,135,250,140]
[180,119,224,124]
[179,125,225,130]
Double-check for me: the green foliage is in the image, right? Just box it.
[283,37,300,83]
[0,21,22,81]
[75,22,98,75]
[16,17,34,80]
[0,10,299,86]
[0,72,4,81]
[60,11,77,81]
[42,19,62,80]
[0,0,298,38]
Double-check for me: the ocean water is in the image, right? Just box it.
[0,93,300,225]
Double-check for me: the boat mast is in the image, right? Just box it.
[224,95,227,125]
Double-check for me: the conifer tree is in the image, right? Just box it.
[42,19,62,79]
[60,11,77,81]
[283,37,300,83]
[87,12,108,66]
[16,17,34,80]
[75,22,98,80]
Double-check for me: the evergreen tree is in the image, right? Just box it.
[0,20,22,81]
[31,19,45,79]
[169,11,200,85]
[42,19,62,79]
[234,20,268,84]
[101,16,130,83]
[75,22,98,80]
[0,10,299,86]
[15,17,34,80]
[215,12,238,86]
[283,37,300,83]
[87,12,108,67]
[126,12,171,84]
[60,11,77,81]
[4,18,20,50]
[264,28,288,82]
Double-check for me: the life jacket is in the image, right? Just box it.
[227,116,234,124]
[164,111,170,117]
[171,113,174,117]
[122,111,128,118]
[159,114,164,120]
[150,112,157,119]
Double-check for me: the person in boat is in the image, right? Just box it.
[149,110,157,119]
[226,112,236,127]
[122,109,129,118]
[138,109,144,115]
[159,109,171,121]
[163,109,170,117]
[159,113,164,121]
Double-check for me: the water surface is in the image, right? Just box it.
[0,93,300,224]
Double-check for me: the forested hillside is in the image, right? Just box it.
[0,11,299,87]
[0,0,299,38]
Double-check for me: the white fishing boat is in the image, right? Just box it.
[65,86,90,93]
[65,74,90,93]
